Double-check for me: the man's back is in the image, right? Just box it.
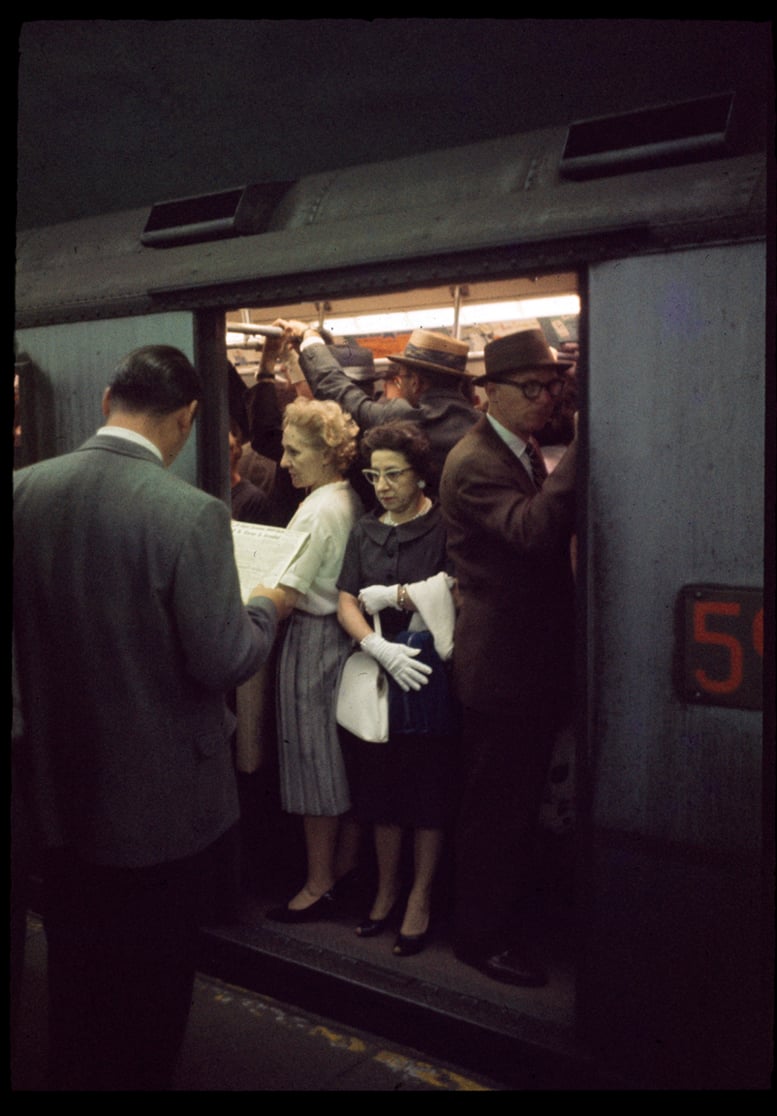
[13,434,275,866]
[12,342,287,1091]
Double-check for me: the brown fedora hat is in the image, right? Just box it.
[474,328,574,384]
[389,328,471,378]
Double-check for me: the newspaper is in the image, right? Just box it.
[231,521,310,600]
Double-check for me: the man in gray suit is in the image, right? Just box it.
[13,345,288,1090]
[439,329,577,988]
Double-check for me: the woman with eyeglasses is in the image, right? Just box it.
[336,421,458,957]
[265,398,364,923]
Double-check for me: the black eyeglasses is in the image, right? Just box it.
[491,377,566,400]
[361,467,414,486]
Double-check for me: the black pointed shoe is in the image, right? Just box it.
[265,891,337,924]
[392,929,428,957]
[356,914,391,938]
[355,896,401,938]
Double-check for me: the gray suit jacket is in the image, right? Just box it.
[439,417,576,717]
[13,433,278,866]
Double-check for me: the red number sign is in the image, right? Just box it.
[678,585,763,710]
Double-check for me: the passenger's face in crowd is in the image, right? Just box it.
[369,449,424,521]
[280,424,333,490]
[487,369,561,440]
[228,430,242,472]
[391,368,418,403]
[382,365,402,400]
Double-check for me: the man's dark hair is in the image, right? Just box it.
[108,345,203,415]
[415,366,469,395]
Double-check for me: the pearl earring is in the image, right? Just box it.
[417,480,426,490]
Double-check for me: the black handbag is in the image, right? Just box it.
[388,629,455,736]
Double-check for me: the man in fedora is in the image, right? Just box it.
[276,321,478,488]
[439,327,577,987]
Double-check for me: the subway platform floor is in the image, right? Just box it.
[11,914,507,1092]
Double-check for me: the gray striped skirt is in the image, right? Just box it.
[276,610,353,816]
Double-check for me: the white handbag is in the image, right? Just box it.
[335,613,389,743]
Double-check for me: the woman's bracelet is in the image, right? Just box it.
[398,584,410,610]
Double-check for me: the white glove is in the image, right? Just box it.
[360,633,432,693]
[358,584,400,615]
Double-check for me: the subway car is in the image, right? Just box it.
[14,93,772,1090]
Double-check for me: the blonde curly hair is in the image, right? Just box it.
[282,397,359,473]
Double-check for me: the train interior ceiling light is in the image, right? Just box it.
[318,295,579,339]
[226,295,581,346]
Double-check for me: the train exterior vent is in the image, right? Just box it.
[141,182,294,248]
[559,92,735,180]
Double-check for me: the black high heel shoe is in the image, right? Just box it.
[355,898,400,939]
[355,915,390,938]
[266,891,337,924]
[392,928,429,957]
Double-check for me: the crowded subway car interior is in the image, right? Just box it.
[222,278,583,1052]
[13,94,772,1090]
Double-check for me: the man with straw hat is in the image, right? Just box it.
[277,321,479,489]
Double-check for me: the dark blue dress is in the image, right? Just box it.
[337,504,458,828]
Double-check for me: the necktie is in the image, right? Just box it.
[524,438,546,489]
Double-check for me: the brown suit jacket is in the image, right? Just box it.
[439,416,576,717]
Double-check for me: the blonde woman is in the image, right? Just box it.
[267,398,364,922]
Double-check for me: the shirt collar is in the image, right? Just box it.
[485,412,529,458]
[95,425,163,462]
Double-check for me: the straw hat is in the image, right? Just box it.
[389,328,470,378]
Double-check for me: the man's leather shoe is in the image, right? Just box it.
[460,947,548,988]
